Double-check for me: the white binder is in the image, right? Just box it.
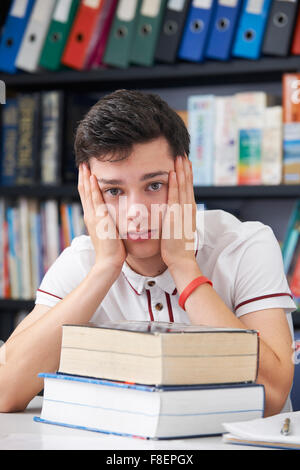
[16,0,57,72]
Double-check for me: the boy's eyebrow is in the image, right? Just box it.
[97,171,169,185]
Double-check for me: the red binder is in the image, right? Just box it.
[62,0,105,70]
[85,0,118,69]
[291,9,300,55]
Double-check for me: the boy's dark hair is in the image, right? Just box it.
[74,89,190,167]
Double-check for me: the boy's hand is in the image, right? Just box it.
[78,163,127,272]
[161,156,197,271]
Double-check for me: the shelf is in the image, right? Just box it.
[0,184,299,200]
[0,299,35,311]
[2,56,300,90]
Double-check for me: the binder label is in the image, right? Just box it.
[32,0,55,22]
[117,0,139,21]
[83,0,102,8]
[53,0,73,22]
[246,0,264,15]
[11,0,29,18]
[168,0,186,11]
[219,0,239,6]
[0,81,6,105]
[193,0,213,8]
[141,0,161,17]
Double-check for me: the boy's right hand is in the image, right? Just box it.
[78,163,127,272]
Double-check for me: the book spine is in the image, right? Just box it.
[44,200,60,267]
[41,91,64,184]
[2,199,10,298]
[236,92,266,185]
[29,200,39,298]
[188,95,215,186]
[0,98,18,186]
[6,205,18,299]
[282,74,300,184]
[290,252,300,310]
[19,197,33,299]
[262,106,283,185]
[16,93,41,185]
[0,199,4,297]
[214,96,238,186]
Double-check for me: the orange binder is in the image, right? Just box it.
[291,9,300,55]
[62,0,105,70]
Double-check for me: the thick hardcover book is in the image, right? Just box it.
[34,372,265,439]
[16,93,41,185]
[58,321,259,386]
[0,97,18,186]
[40,91,65,185]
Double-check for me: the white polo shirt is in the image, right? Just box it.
[35,208,297,324]
[35,208,297,413]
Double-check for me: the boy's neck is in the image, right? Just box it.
[125,254,168,278]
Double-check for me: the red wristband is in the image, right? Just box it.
[179,276,213,311]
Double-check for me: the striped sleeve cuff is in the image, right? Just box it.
[235,292,297,317]
[35,289,63,308]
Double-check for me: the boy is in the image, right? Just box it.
[0,90,296,417]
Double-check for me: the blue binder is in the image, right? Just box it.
[178,0,217,62]
[0,0,35,74]
[232,0,272,60]
[206,0,243,61]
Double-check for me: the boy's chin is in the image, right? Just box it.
[124,238,161,257]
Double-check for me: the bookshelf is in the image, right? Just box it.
[2,56,300,90]
[0,184,299,200]
[1,55,300,339]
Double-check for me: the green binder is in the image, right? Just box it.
[103,0,142,69]
[39,0,81,71]
[130,0,168,66]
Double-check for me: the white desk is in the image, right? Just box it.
[0,397,264,450]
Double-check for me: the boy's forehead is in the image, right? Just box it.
[90,138,174,175]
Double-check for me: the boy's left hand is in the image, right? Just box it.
[161,155,198,271]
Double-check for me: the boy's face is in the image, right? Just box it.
[89,136,176,260]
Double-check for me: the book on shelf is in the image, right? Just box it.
[34,372,264,440]
[235,91,277,185]
[0,197,86,301]
[282,73,300,185]
[58,321,259,386]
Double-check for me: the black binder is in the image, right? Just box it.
[262,0,299,56]
[155,0,191,63]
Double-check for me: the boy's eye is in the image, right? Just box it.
[104,182,163,197]
[148,182,163,191]
[105,188,121,197]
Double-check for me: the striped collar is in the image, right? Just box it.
[121,230,199,296]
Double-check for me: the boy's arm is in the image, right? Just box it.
[0,262,121,413]
[169,260,294,418]
[0,163,127,413]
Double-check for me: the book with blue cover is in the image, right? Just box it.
[34,372,265,439]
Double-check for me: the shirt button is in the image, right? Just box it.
[147,281,156,287]
[155,303,163,311]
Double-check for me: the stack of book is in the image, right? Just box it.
[35,321,265,440]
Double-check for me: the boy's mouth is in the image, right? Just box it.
[127,230,158,241]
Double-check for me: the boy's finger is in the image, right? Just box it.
[83,163,95,214]
[167,170,179,207]
[90,174,106,215]
[78,165,87,212]
[176,156,187,207]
